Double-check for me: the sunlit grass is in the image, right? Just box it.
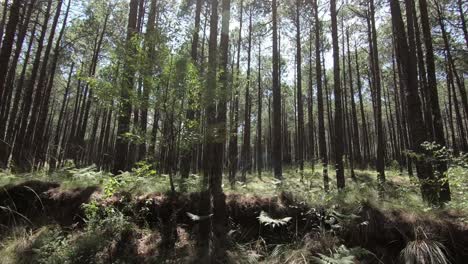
[1,161,466,216]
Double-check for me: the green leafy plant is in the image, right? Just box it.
[132,161,157,178]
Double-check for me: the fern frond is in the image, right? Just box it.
[257,211,292,228]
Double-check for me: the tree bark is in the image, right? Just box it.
[272,0,282,180]
[114,0,139,173]
[331,0,344,189]
[390,0,440,204]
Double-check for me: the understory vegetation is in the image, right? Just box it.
[1,158,467,263]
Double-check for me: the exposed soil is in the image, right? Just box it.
[0,181,99,228]
[1,181,467,263]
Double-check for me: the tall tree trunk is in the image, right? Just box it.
[140,0,158,160]
[0,1,36,166]
[257,40,263,178]
[331,0,344,189]
[370,0,386,187]
[13,0,53,169]
[35,0,71,165]
[355,47,370,166]
[23,0,63,166]
[213,0,230,258]
[241,7,252,181]
[272,0,282,179]
[420,0,451,201]
[457,0,468,48]
[296,0,304,175]
[390,0,439,204]
[0,0,36,133]
[314,0,328,191]
[0,0,9,49]
[0,0,21,108]
[347,29,362,169]
[228,0,242,186]
[180,0,199,178]
[51,63,75,170]
[114,0,139,173]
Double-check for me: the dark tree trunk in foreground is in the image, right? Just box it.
[296,0,304,175]
[213,0,230,258]
[420,0,450,202]
[228,0,243,186]
[114,0,139,174]
[14,0,53,169]
[390,0,440,204]
[370,0,385,188]
[199,0,229,261]
[0,0,20,109]
[272,0,282,180]
[314,0,328,191]
[241,7,252,181]
[331,0,344,189]
[0,0,9,49]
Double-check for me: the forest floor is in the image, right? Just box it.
[0,164,467,263]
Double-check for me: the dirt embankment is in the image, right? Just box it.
[0,181,98,227]
[1,181,467,263]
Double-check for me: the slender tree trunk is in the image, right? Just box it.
[241,7,252,181]
[314,0,328,191]
[355,47,370,167]
[140,0,158,160]
[331,0,344,189]
[370,0,385,187]
[296,0,304,176]
[51,63,75,169]
[228,0,242,186]
[272,0,282,179]
[257,40,263,178]
[347,29,361,169]
[0,0,9,49]
[180,0,200,178]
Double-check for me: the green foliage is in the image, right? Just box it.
[132,161,157,178]
[311,245,371,264]
[419,142,468,209]
[30,228,71,264]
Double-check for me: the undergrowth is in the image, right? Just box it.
[0,152,467,263]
